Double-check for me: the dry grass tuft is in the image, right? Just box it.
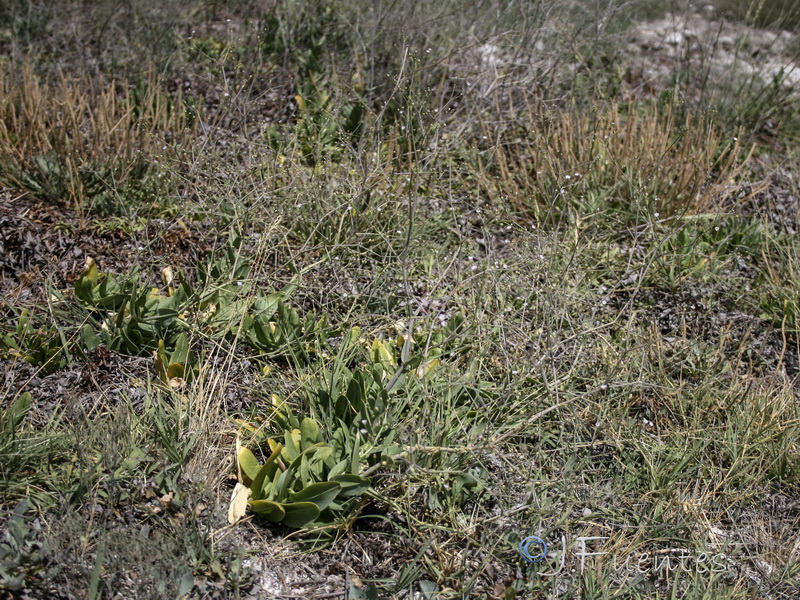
[474,100,765,217]
[0,62,193,216]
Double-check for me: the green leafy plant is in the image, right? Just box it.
[73,257,131,310]
[72,246,308,357]
[0,310,68,373]
[0,500,55,594]
[73,257,192,352]
[154,333,197,386]
[266,84,367,164]
[242,298,317,356]
[230,411,371,529]
[15,241,315,381]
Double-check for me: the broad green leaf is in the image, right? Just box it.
[309,452,327,480]
[454,472,482,499]
[287,442,325,474]
[332,474,371,497]
[299,453,310,487]
[167,363,185,380]
[370,339,395,367]
[287,481,341,511]
[249,318,279,350]
[267,464,283,500]
[328,459,348,479]
[279,501,321,528]
[399,333,412,364]
[74,258,101,303]
[170,333,190,365]
[237,447,261,487]
[300,418,322,448]
[311,445,332,462]
[346,376,364,409]
[275,465,295,500]
[249,499,285,522]
[251,294,281,321]
[283,429,301,461]
[251,443,283,501]
[96,275,125,309]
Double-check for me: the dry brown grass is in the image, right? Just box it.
[0,62,194,217]
[472,100,764,218]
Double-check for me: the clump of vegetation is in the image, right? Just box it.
[0,63,191,219]
[1,0,800,598]
[468,100,761,221]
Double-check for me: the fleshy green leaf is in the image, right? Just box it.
[251,443,283,501]
[312,445,332,462]
[167,363,185,380]
[249,499,285,522]
[299,453,311,487]
[370,338,395,367]
[170,333,190,365]
[279,501,321,528]
[300,417,322,449]
[328,459,348,479]
[283,429,301,461]
[287,481,342,511]
[237,447,261,487]
[332,474,371,497]
[79,324,101,352]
